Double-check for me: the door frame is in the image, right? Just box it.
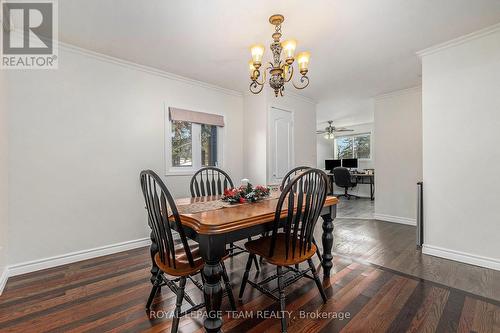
[267,105,295,185]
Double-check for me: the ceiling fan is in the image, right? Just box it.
[316,120,354,139]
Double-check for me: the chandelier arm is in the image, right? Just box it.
[254,66,272,85]
[249,81,264,94]
[283,65,294,82]
[292,75,310,90]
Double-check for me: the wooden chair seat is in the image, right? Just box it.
[155,245,231,277]
[154,245,204,277]
[245,234,317,266]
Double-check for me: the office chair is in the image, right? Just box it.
[332,167,359,200]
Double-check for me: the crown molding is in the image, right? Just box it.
[374,85,422,101]
[317,120,373,129]
[417,22,500,58]
[57,41,243,98]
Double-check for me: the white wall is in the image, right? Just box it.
[5,45,244,266]
[243,90,317,185]
[420,25,500,269]
[243,93,267,185]
[0,70,8,292]
[374,87,422,224]
[317,122,375,198]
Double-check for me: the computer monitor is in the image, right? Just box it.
[325,159,341,171]
[342,158,358,168]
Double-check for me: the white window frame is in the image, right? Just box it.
[334,132,372,161]
[165,111,224,176]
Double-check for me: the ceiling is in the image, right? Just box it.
[57,0,500,102]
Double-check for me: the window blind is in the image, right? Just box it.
[169,107,225,127]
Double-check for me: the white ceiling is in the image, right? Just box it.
[58,0,500,102]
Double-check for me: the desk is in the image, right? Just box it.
[328,173,375,200]
[149,194,339,333]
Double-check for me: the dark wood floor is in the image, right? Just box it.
[1,219,499,332]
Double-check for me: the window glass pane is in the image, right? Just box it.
[354,135,371,159]
[336,137,353,159]
[171,121,192,167]
[201,124,218,167]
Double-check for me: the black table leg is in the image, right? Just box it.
[370,178,375,200]
[321,205,336,278]
[199,235,226,333]
[149,230,159,285]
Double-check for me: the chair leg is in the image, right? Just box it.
[247,237,260,271]
[253,254,260,271]
[221,261,237,311]
[345,187,350,200]
[312,237,322,262]
[259,233,268,264]
[238,253,255,300]
[171,276,186,333]
[146,272,161,310]
[277,266,287,333]
[308,259,327,303]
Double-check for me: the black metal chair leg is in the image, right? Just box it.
[146,272,161,309]
[308,258,327,303]
[277,266,287,333]
[220,261,237,311]
[312,237,322,262]
[171,277,186,333]
[238,253,255,300]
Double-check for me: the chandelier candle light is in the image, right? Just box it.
[249,14,310,97]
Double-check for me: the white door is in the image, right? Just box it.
[269,107,294,184]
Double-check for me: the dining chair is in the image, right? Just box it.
[280,166,323,263]
[190,167,259,271]
[239,168,329,333]
[140,170,236,333]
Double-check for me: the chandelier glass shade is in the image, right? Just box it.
[248,14,310,97]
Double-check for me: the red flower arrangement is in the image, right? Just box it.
[222,183,271,204]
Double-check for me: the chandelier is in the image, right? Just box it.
[248,14,311,97]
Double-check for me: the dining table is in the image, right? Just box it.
[148,191,339,333]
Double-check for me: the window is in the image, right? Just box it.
[334,133,371,159]
[171,121,193,167]
[201,124,218,167]
[166,108,223,174]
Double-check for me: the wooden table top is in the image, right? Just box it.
[175,192,339,235]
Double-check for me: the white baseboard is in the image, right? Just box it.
[374,214,416,226]
[0,266,8,295]
[422,244,500,271]
[8,237,151,278]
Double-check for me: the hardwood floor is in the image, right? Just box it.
[336,198,374,219]
[1,219,499,332]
